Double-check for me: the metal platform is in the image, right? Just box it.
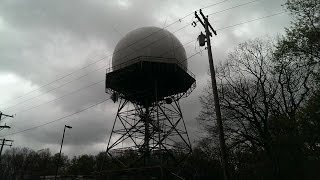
[105,56,196,105]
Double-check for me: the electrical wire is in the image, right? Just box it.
[3,67,106,111]
[200,0,230,10]
[0,6,288,138]
[11,39,196,115]
[0,50,203,137]
[0,0,231,107]
[207,0,261,16]
[1,1,259,111]
[3,9,287,114]
[216,11,286,31]
[2,24,193,111]
[15,80,105,114]
[0,97,110,138]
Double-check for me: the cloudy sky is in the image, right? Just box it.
[0,0,291,156]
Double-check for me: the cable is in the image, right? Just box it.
[207,0,261,16]
[3,7,287,114]
[0,0,231,107]
[2,0,253,111]
[2,65,107,111]
[2,25,194,112]
[216,11,286,31]
[0,9,289,138]
[0,50,203,137]
[15,80,104,114]
[201,0,230,10]
[2,25,192,110]
[11,39,196,115]
[193,0,262,26]
[0,97,110,138]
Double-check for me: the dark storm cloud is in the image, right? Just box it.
[0,0,291,155]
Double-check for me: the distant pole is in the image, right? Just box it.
[0,111,13,129]
[0,139,5,158]
[0,138,13,164]
[55,125,72,180]
[194,10,229,180]
[0,112,14,120]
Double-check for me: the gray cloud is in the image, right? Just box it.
[0,0,291,155]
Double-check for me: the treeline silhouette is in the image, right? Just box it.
[0,146,222,179]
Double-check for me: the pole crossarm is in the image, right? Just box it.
[0,125,11,130]
[0,111,14,131]
[0,112,14,120]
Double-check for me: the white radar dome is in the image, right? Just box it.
[112,26,187,69]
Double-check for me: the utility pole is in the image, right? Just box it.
[0,111,14,120]
[194,9,229,180]
[0,139,13,163]
[0,111,13,130]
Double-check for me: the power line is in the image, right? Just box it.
[15,80,105,114]
[200,0,230,9]
[2,26,191,111]
[3,9,287,114]
[0,98,110,138]
[4,8,287,116]
[2,1,258,112]
[0,50,203,138]
[2,26,194,112]
[0,10,289,140]
[3,25,196,111]
[10,39,197,115]
[216,11,286,31]
[0,0,231,107]
[2,66,106,111]
[207,0,261,16]
[2,1,250,112]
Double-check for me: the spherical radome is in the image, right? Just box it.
[112,26,187,69]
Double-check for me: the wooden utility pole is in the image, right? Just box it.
[0,139,13,162]
[194,9,229,180]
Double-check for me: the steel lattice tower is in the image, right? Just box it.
[103,27,196,179]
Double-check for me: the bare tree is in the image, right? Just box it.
[198,37,317,178]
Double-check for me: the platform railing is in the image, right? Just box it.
[106,56,195,79]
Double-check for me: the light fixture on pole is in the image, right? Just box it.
[55,125,72,180]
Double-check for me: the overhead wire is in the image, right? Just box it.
[0,0,231,107]
[2,67,106,111]
[2,0,260,111]
[0,9,288,138]
[0,50,203,138]
[207,0,261,16]
[215,11,286,31]
[11,38,197,115]
[14,80,105,114]
[0,97,110,138]
[0,2,288,138]
[2,24,193,111]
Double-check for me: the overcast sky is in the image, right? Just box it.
[0,0,291,156]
